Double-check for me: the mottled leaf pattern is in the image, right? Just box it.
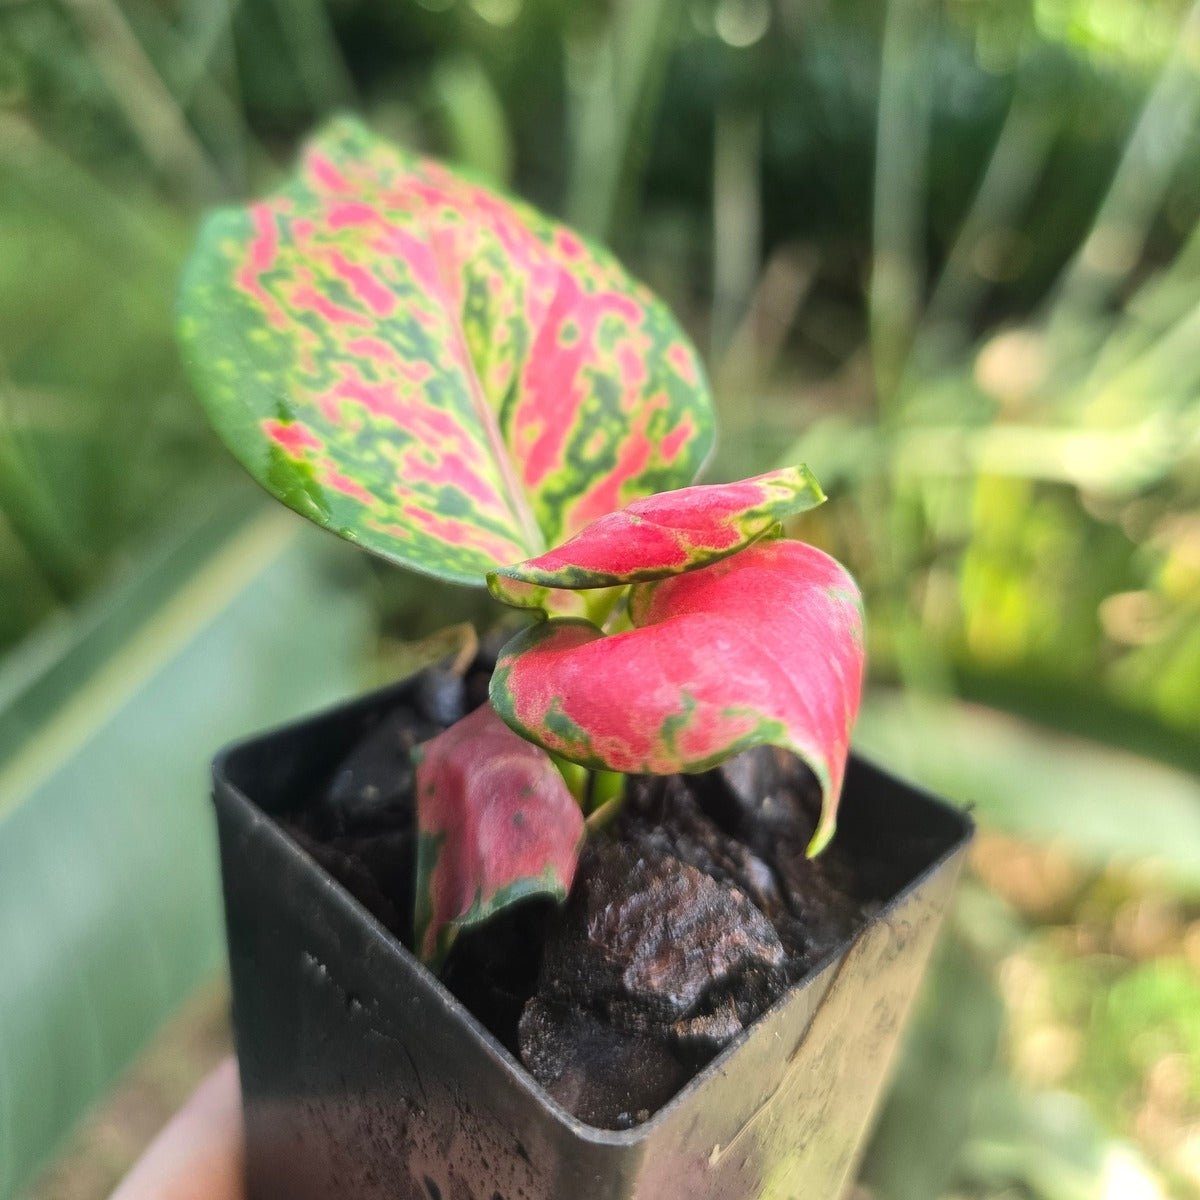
[178,117,714,585]
[487,465,825,610]
[413,704,584,964]
[490,540,865,855]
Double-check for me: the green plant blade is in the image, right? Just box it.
[856,691,1200,893]
[0,495,371,1200]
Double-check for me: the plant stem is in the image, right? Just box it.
[551,754,590,807]
[585,790,625,835]
[585,769,626,833]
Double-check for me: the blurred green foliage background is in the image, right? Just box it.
[1,0,1198,1196]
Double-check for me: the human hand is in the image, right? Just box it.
[108,1058,244,1200]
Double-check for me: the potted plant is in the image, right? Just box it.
[178,116,972,1200]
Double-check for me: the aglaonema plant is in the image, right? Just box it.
[178,117,865,969]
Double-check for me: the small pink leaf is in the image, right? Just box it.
[178,117,713,585]
[487,465,825,610]
[490,540,864,855]
[414,704,585,965]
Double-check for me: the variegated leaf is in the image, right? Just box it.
[413,703,584,965]
[490,540,865,855]
[487,465,825,610]
[178,117,714,585]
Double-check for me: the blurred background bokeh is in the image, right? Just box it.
[1,0,1198,1196]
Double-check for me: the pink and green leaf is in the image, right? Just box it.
[413,703,585,965]
[487,465,825,610]
[489,539,865,856]
[178,117,714,585]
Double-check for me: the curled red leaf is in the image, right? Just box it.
[490,540,864,855]
[414,704,584,964]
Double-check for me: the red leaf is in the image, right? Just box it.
[490,540,864,855]
[178,117,713,585]
[487,465,825,611]
[414,704,584,964]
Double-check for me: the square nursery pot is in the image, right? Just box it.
[213,677,973,1200]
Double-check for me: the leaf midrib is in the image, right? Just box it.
[420,202,546,558]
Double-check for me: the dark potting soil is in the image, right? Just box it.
[282,660,909,1130]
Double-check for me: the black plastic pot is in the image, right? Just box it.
[213,677,972,1200]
